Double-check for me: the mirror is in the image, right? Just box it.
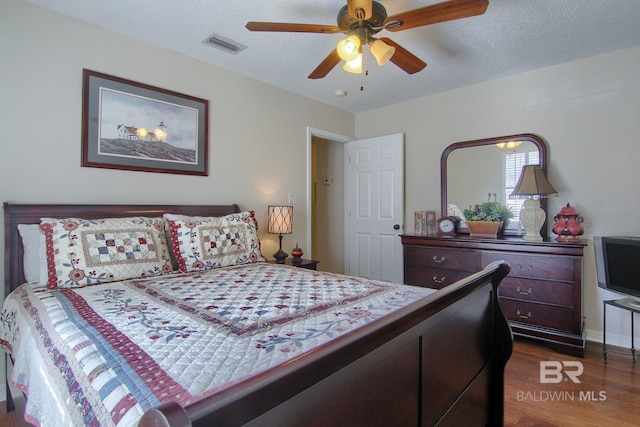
[440,134,549,236]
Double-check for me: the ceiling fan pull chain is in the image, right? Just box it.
[360,48,369,91]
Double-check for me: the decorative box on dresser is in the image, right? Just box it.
[401,234,587,357]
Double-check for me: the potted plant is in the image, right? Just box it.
[463,193,514,237]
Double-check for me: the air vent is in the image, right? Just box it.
[202,32,247,55]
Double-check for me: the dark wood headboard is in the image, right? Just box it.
[3,203,241,297]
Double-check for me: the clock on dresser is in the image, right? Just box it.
[436,216,460,236]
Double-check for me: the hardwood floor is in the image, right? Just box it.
[505,338,640,426]
[1,338,638,426]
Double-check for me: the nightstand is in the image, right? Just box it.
[271,258,319,270]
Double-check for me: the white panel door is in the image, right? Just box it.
[346,133,404,283]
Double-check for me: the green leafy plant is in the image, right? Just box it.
[463,193,514,222]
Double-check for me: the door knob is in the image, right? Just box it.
[393,224,401,230]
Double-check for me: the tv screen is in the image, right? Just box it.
[596,236,640,300]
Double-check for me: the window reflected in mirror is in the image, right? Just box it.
[503,145,539,231]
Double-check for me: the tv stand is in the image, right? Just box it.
[603,298,640,364]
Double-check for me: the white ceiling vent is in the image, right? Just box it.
[202,32,247,55]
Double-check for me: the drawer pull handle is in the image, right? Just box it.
[516,286,533,296]
[516,264,534,271]
[432,255,446,264]
[516,309,532,319]
[432,276,445,284]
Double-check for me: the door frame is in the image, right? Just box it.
[306,127,353,266]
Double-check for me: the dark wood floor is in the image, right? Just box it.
[1,338,639,426]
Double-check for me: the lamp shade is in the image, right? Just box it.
[337,35,360,61]
[348,0,373,19]
[370,39,395,66]
[510,165,558,199]
[342,53,363,74]
[268,205,293,234]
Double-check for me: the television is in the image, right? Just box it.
[594,236,640,305]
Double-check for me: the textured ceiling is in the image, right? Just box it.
[23,0,640,113]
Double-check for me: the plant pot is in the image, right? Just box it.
[467,221,503,238]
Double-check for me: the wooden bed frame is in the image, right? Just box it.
[3,202,513,427]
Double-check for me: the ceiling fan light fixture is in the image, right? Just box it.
[370,39,395,66]
[337,35,361,61]
[343,53,363,74]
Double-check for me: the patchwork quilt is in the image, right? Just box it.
[0,263,434,427]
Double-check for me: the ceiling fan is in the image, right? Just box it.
[246,0,489,79]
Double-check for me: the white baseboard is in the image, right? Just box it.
[585,328,638,349]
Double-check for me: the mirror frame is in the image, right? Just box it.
[440,133,549,237]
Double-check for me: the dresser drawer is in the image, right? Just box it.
[404,266,473,290]
[499,277,575,307]
[499,298,575,332]
[482,252,574,281]
[405,246,477,271]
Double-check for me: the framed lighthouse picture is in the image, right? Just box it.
[81,69,209,176]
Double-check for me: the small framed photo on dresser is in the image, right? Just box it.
[414,210,437,235]
[425,211,436,235]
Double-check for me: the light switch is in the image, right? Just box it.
[288,192,298,205]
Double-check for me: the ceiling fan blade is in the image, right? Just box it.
[308,49,341,79]
[347,0,373,19]
[384,0,489,32]
[379,38,427,74]
[246,22,340,33]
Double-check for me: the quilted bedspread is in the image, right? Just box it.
[0,263,435,427]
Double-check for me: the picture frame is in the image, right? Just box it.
[414,210,437,235]
[81,69,209,176]
[414,211,427,234]
[425,210,437,235]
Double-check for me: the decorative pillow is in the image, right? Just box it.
[40,217,173,289]
[164,211,266,272]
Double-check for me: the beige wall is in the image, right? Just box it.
[355,44,640,346]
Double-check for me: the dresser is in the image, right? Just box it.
[401,234,587,357]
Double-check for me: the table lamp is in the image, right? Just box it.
[268,205,293,263]
[509,165,558,241]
